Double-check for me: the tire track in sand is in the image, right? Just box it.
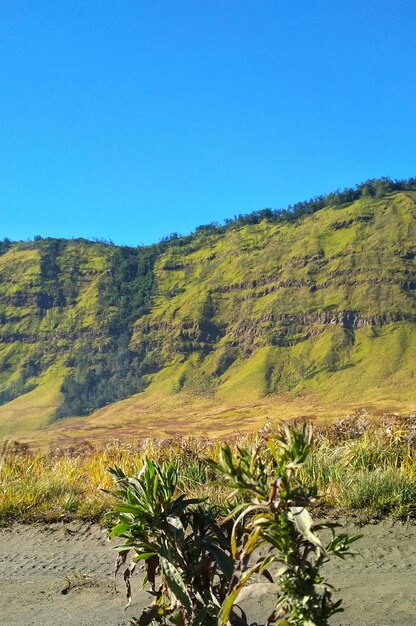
[0,521,415,625]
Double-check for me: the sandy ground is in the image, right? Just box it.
[0,521,415,626]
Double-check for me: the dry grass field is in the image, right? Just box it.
[1,412,415,525]
[1,377,414,450]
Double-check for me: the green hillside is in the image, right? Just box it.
[0,178,415,439]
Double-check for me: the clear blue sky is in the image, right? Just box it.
[1,1,415,246]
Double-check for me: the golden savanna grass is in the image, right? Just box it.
[1,411,415,524]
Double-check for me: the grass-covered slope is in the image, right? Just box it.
[0,181,415,439]
[132,190,415,403]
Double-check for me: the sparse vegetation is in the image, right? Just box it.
[0,413,415,525]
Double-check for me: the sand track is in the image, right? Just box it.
[0,521,415,625]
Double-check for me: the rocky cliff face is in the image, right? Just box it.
[0,188,415,433]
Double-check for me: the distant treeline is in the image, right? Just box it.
[189,176,416,237]
[1,176,415,255]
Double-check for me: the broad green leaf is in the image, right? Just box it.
[109,522,130,537]
[132,552,157,561]
[160,556,192,612]
[204,543,233,581]
[114,503,147,515]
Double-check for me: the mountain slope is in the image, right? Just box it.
[0,182,415,440]
[132,191,415,403]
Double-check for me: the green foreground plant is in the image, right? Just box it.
[107,423,361,625]
[211,424,361,625]
[106,459,237,626]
